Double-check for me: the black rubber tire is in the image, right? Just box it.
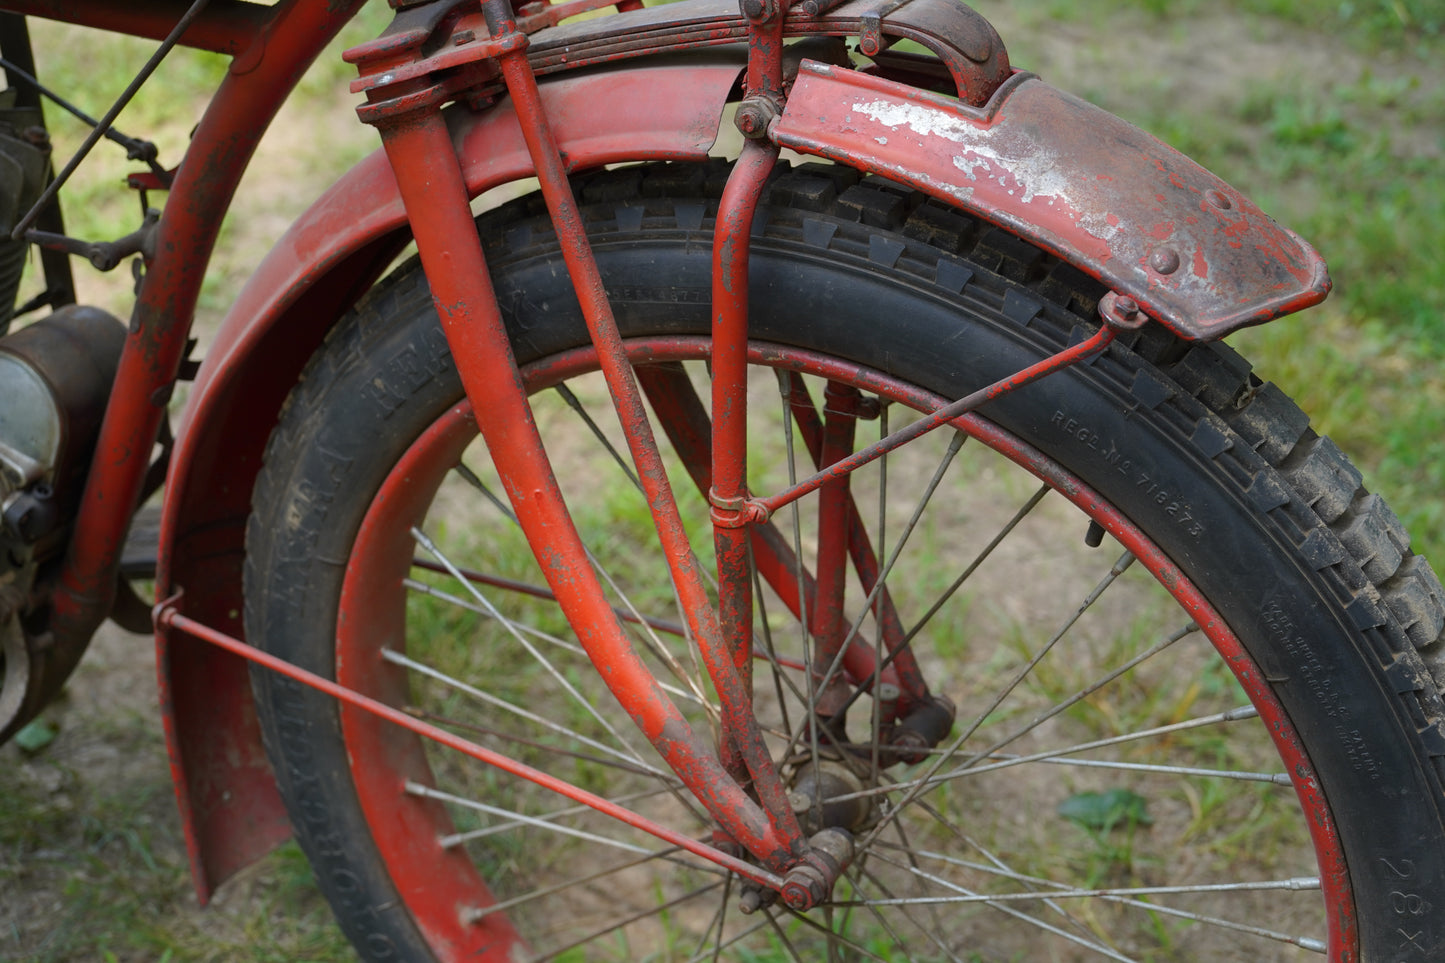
[246,160,1445,961]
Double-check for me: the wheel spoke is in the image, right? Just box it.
[412,526,658,770]
[874,841,1327,952]
[402,578,709,710]
[531,879,729,963]
[864,849,1141,963]
[381,646,672,778]
[860,549,1138,849]
[956,621,1200,768]
[451,462,719,719]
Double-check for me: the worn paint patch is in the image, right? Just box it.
[853,99,980,143]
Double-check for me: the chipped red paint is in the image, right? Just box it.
[635,364,907,699]
[710,140,780,785]
[156,596,785,894]
[3,0,265,54]
[772,63,1331,339]
[756,326,1117,516]
[10,0,373,903]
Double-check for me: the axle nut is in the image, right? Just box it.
[735,100,776,140]
[780,863,828,911]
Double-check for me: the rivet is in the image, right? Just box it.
[1204,189,1233,211]
[1148,247,1181,275]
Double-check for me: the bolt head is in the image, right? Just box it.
[1114,295,1139,317]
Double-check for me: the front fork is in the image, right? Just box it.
[347,0,1122,907]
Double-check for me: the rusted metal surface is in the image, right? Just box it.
[115,0,1334,905]
[735,334,1356,952]
[635,363,911,705]
[773,64,1331,339]
[755,325,1118,516]
[3,0,266,54]
[516,0,1010,107]
[709,138,778,789]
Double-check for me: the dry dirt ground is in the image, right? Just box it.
[1,3,1440,962]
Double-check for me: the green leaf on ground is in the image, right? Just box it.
[1058,789,1153,831]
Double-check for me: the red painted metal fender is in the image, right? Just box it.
[773,64,1330,338]
[155,49,1330,898]
[156,56,743,902]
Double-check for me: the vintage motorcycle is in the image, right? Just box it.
[0,0,1441,959]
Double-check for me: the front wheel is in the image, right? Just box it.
[246,161,1445,961]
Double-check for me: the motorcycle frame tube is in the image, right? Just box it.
[153,599,787,892]
[634,363,916,714]
[1,0,267,55]
[709,138,777,785]
[256,330,1358,957]
[485,25,805,853]
[44,0,365,679]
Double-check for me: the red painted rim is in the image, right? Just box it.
[337,336,1354,959]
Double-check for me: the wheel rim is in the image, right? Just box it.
[336,336,1351,961]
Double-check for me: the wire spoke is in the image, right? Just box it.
[460,843,688,922]
[409,558,688,638]
[553,381,642,490]
[872,841,1327,952]
[381,646,670,778]
[958,620,1200,768]
[530,880,729,963]
[412,526,655,769]
[437,784,681,848]
[864,849,1140,963]
[788,429,967,755]
[402,578,707,710]
[451,461,720,722]
[860,549,1137,849]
